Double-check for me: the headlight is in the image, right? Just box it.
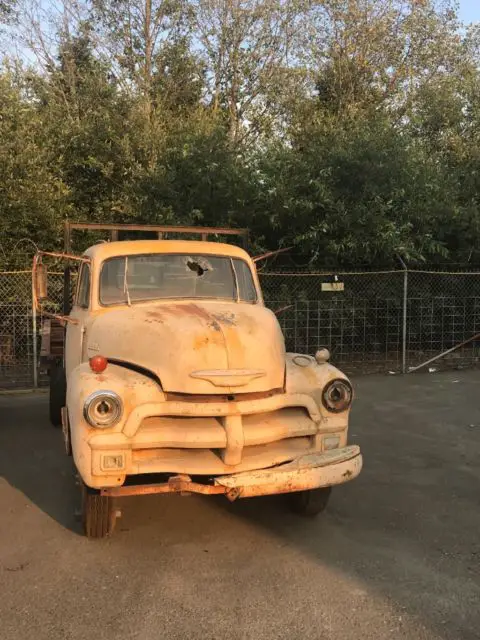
[322,379,353,413]
[83,391,122,427]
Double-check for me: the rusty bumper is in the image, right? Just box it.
[215,444,362,498]
[100,445,362,500]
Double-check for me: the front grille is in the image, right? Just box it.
[133,407,316,450]
[131,436,312,476]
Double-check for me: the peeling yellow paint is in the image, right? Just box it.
[62,237,361,504]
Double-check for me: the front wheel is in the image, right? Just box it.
[289,486,332,517]
[81,483,117,538]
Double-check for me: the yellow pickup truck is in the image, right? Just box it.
[34,224,362,538]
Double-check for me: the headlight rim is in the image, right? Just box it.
[321,378,353,413]
[83,390,123,428]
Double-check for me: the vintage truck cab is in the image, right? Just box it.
[35,226,362,538]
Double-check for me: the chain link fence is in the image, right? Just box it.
[261,269,480,373]
[405,270,480,371]
[261,270,406,374]
[1,267,480,388]
[0,272,35,388]
[0,271,67,388]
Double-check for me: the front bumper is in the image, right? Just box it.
[100,445,362,500]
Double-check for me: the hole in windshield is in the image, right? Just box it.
[185,257,211,277]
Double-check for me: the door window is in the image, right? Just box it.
[76,264,91,308]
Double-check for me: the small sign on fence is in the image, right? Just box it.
[321,282,344,292]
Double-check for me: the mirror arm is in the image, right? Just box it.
[38,310,79,326]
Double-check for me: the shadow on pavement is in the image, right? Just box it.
[0,393,81,535]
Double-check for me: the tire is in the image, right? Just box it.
[81,484,117,539]
[289,486,332,517]
[49,362,66,428]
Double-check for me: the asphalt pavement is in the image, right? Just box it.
[1,371,479,640]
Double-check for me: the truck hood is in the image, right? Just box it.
[87,301,285,394]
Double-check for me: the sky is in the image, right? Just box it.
[2,1,479,64]
[460,0,480,23]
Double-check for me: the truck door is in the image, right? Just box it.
[65,262,91,377]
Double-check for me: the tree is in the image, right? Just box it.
[193,0,305,145]
[0,0,16,24]
[152,36,206,112]
[2,0,480,267]
[0,66,69,265]
[302,0,464,119]
[36,26,145,223]
[91,0,188,103]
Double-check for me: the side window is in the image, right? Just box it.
[76,264,91,308]
[233,259,257,303]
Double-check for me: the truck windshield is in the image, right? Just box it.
[99,254,257,305]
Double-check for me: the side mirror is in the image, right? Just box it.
[31,251,82,325]
[35,263,48,301]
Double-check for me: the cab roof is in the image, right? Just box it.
[84,239,253,263]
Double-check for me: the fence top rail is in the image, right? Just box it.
[260,270,402,276]
[0,270,32,275]
[261,269,480,276]
[406,269,480,275]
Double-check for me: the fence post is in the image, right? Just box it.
[398,257,408,374]
[32,274,38,388]
[294,300,298,353]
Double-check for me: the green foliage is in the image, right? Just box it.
[0,0,15,24]
[0,66,70,264]
[1,0,480,267]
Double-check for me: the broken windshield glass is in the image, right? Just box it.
[99,254,257,305]
[184,256,213,277]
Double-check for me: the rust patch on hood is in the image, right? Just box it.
[146,304,221,331]
[193,331,224,350]
[144,310,165,324]
[212,311,237,326]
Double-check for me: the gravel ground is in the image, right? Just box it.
[1,371,479,640]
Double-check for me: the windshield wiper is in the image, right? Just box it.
[123,257,132,306]
[230,259,240,302]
